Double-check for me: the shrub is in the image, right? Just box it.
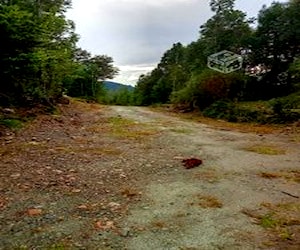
[203,100,270,123]
[0,118,23,129]
[202,100,235,120]
[268,93,300,123]
[171,70,247,110]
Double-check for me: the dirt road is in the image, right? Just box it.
[111,106,300,250]
[1,102,299,249]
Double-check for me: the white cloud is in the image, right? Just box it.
[113,64,156,86]
[68,0,211,65]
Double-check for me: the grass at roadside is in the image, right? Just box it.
[189,194,223,208]
[259,170,300,183]
[107,116,158,140]
[151,104,300,139]
[151,106,284,135]
[243,144,286,155]
[0,118,24,130]
[242,202,300,246]
[169,128,192,134]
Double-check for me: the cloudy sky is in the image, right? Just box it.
[66,0,284,86]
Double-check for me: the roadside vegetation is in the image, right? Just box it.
[1,0,300,128]
[243,202,300,247]
[0,0,118,127]
[131,0,300,125]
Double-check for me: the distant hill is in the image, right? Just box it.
[103,81,134,92]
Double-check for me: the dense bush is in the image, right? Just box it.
[133,0,300,126]
[268,93,300,123]
[99,88,135,106]
[203,98,300,124]
[170,75,201,110]
[171,70,247,110]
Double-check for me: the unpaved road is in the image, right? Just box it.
[1,103,299,249]
[111,106,300,250]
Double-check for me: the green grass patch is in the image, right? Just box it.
[243,202,300,243]
[107,116,158,140]
[244,145,285,155]
[47,243,67,250]
[108,116,136,127]
[260,213,279,228]
[0,118,23,129]
[169,128,191,134]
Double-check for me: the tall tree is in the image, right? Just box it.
[254,1,300,67]
[200,0,252,55]
[210,0,234,14]
[0,0,77,105]
[248,0,300,98]
[64,53,118,99]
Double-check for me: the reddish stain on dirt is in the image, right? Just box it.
[182,158,203,169]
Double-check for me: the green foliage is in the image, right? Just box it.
[289,58,300,89]
[203,100,234,119]
[63,51,118,100]
[171,70,246,110]
[0,1,118,107]
[134,0,300,125]
[268,93,300,123]
[135,0,253,107]
[203,100,270,123]
[0,0,78,106]
[134,43,189,106]
[134,69,165,106]
[100,88,135,106]
[255,1,300,67]
[170,75,200,110]
[202,95,300,124]
[260,213,279,228]
[200,0,253,56]
[0,118,23,129]
[248,1,300,99]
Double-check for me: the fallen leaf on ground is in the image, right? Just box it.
[95,220,115,230]
[71,189,81,193]
[27,208,42,216]
[77,204,88,210]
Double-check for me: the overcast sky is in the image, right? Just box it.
[66,0,284,86]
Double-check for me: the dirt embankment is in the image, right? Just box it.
[1,101,300,249]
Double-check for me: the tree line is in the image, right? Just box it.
[0,0,118,107]
[133,0,300,122]
[1,0,300,124]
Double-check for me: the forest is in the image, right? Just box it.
[133,0,300,123]
[0,0,118,108]
[1,0,300,125]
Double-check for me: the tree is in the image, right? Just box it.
[184,40,207,73]
[0,0,77,105]
[248,0,300,98]
[135,0,300,108]
[134,69,164,105]
[200,0,252,55]
[210,0,235,14]
[254,1,300,67]
[64,54,118,99]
